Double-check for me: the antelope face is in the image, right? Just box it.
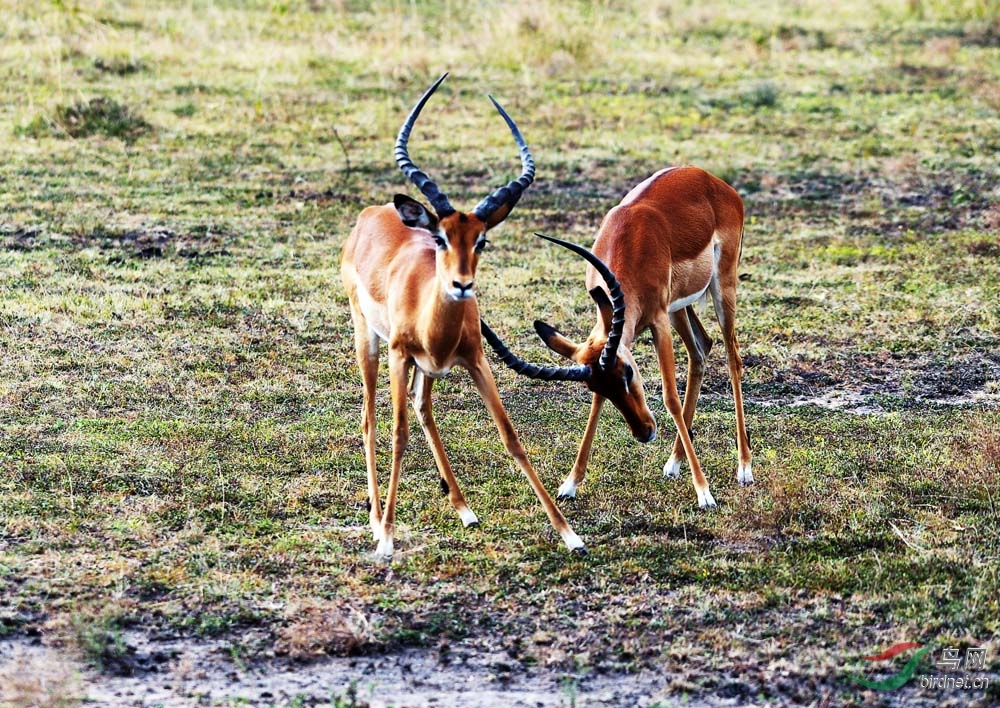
[534,322,657,443]
[584,344,657,443]
[393,195,490,301]
[436,213,490,301]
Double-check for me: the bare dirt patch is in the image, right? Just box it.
[741,348,1000,413]
[0,633,667,708]
[4,624,995,708]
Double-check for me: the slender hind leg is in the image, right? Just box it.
[409,370,479,527]
[711,275,753,485]
[664,306,713,479]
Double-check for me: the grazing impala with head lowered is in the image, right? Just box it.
[483,166,753,509]
[341,74,614,559]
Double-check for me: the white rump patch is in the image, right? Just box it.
[356,282,389,342]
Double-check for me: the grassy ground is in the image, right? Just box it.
[1,0,998,705]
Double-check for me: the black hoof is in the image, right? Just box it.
[570,546,589,556]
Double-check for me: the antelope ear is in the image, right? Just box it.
[393,194,439,231]
[589,287,614,333]
[534,320,579,360]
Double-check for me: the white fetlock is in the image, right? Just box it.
[663,456,681,479]
[737,462,754,485]
[697,487,717,509]
[561,529,587,554]
[557,478,578,499]
[459,507,479,528]
[374,536,393,560]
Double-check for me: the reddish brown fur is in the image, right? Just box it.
[342,198,585,557]
[537,166,753,506]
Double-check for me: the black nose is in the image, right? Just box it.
[635,425,656,443]
[453,280,473,294]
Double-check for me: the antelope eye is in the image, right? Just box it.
[474,236,490,253]
[433,234,447,250]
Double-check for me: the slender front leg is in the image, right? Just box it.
[651,318,715,508]
[348,304,383,539]
[465,356,586,553]
[377,349,413,559]
[557,393,605,499]
[664,306,712,478]
[410,370,479,527]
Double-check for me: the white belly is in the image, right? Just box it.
[667,237,720,312]
[668,280,711,313]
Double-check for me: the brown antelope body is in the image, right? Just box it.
[484,166,753,508]
[342,74,616,558]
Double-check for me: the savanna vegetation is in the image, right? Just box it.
[1,0,998,706]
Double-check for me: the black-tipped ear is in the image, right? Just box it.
[534,320,579,359]
[393,194,439,231]
[589,287,614,333]
[534,320,558,340]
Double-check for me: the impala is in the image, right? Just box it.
[342,74,610,558]
[483,166,753,509]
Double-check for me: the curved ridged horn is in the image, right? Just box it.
[395,73,456,218]
[480,320,591,382]
[472,96,535,223]
[534,233,626,371]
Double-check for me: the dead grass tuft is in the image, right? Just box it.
[274,600,374,660]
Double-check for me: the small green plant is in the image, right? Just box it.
[561,676,579,707]
[740,81,779,108]
[331,682,368,708]
[71,613,128,672]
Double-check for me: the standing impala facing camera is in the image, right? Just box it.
[484,166,753,509]
[341,74,594,559]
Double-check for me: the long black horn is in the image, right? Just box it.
[480,320,591,382]
[535,233,626,370]
[395,73,456,218]
[472,96,535,222]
